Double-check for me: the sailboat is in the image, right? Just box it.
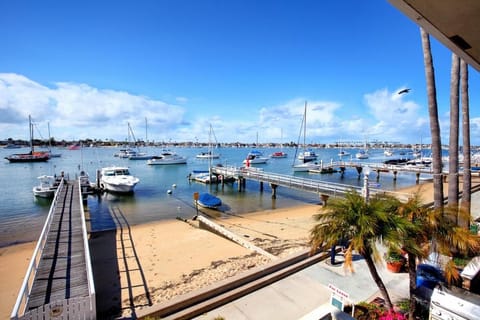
[296,102,317,162]
[4,115,50,163]
[355,139,369,159]
[271,129,288,158]
[126,122,153,160]
[196,124,220,159]
[293,102,320,172]
[47,122,62,157]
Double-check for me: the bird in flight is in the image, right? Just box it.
[397,88,411,95]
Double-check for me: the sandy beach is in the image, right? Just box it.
[1,179,477,319]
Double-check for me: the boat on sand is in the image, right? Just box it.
[197,193,222,209]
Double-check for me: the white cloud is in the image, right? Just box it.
[0,73,185,141]
[2,74,465,145]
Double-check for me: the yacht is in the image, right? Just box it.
[196,151,220,159]
[298,149,318,162]
[147,151,187,165]
[243,150,269,165]
[99,166,140,193]
[355,150,369,159]
[32,175,58,198]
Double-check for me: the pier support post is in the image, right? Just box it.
[375,170,380,181]
[340,167,346,177]
[320,194,329,207]
[270,183,278,199]
[393,171,398,181]
[237,177,243,192]
[416,173,420,184]
[259,181,264,192]
[355,166,362,178]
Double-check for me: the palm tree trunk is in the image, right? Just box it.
[448,53,460,212]
[363,252,394,310]
[461,60,471,228]
[407,252,417,320]
[420,28,444,210]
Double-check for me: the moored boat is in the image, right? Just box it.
[355,150,369,159]
[196,151,220,159]
[32,175,58,198]
[99,166,140,193]
[5,115,50,163]
[292,161,321,172]
[243,150,269,165]
[147,151,187,165]
[271,151,288,158]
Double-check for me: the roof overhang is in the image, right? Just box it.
[388,0,480,71]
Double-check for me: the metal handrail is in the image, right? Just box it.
[10,179,65,319]
[211,166,413,200]
[78,178,96,313]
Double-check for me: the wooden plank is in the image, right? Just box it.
[26,182,91,312]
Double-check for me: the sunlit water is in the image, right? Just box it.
[0,146,425,247]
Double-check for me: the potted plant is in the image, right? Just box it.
[385,248,405,273]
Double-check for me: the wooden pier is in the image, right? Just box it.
[11,178,95,320]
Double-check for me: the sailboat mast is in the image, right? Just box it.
[303,101,307,150]
[29,115,34,152]
[145,117,148,144]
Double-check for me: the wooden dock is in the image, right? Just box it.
[11,179,95,320]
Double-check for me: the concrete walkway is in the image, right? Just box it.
[191,186,480,320]
[195,250,410,320]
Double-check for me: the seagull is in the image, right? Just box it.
[398,88,411,95]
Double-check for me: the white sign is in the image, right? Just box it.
[328,283,349,299]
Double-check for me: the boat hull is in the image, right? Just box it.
[99,166,140,193]
[100,181,138,193]
[33,187,56,198]
[147,159,187,165]
[292,162,321,172]
[5,153,50,163]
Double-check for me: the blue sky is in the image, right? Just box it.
[1,0,479,145]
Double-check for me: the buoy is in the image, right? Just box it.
[172,184,177,188]
[167,189,172,194]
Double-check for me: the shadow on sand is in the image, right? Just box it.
[88,204,152,319]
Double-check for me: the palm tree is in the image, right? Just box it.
[420,28,444,210]
[448,53,460,210]
[309,191,411,311]
[461,59,471,227]
[395,193,480,319]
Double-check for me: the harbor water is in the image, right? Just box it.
[0,146,424,247]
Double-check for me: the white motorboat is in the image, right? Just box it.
[147,151,187,165]
[292,161,321,172]
[355,150,369,159]
[196,151,220,159]
[298,149,317,162]
[384,149,393,157]
[128,152,153,160]
[338,150,350,158]
[243,150,269,165]
[33,175,58,198]
[99,166,140,193]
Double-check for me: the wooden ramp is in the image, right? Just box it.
[11,179,96,320]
